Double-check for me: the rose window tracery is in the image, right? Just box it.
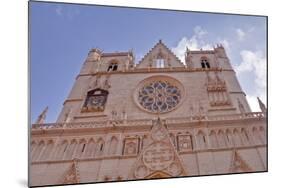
[138,80,181,113]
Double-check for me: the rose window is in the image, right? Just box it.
[138,81,181,113]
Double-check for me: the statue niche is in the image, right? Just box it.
[82,88,108,112]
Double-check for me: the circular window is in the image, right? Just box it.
[135,76,184,113]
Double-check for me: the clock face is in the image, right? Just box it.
[88,96,105,107]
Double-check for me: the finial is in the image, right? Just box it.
[64,107,72,123]
[159,39,162,43]
[237,99,246,114]
[35,106,48,124]
[257,97,267,113]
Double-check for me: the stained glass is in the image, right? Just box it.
[138,81,181,113]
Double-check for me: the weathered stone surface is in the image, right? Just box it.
[30,41,267,187]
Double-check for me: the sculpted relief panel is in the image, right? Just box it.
[143,142,174,171]
[123,137,139,156]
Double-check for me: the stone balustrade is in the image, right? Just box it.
[32,112,266,131]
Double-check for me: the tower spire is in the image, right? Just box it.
[35,106,48,124]
[257,97,267,113]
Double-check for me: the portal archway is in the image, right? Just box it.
[145,171,171,179]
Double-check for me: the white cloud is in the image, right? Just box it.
[247,95,261,112]
[171,27,266,112]
[172,26,213,62]
[235,50,267,111]
[194,26,208,38]
[236,28,246,41]
[172,26,229,63]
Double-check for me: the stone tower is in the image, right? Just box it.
[30,40,267,187]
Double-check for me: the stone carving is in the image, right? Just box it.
[177,134,193,152]
[134,165,149,178]
[82,88,108,112]
[230,151,252,173]
[108,136,118,155]
[151,118,168,141]
[167,162,182,176]
[103,75,111,90]
[130,118,187,179]
[123,138,139,155]
[206,71,231,107]
[62,160,80,184]
[143,142,174,171]
[111,109,118,120]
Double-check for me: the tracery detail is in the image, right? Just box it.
[82,88,108,112]
[138,80,181,113]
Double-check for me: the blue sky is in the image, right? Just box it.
[30,1,267,123]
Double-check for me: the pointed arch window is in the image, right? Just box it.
[155,50,165,68]
[201,57,210,69]
[107,59,119,71]
[156,58,165,68]
[82,88,108,112]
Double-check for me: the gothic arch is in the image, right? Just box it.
[95,138,105,157]
[107,59,119,71]
[252,127,263,145]
[240,128,250,146]
[233,128,242,147]
[54,140,69,160]
[196,130,207,150]
[30,140,37,155]
[225,129,233,147]
[209,130,218,148]
[200,56,211,68]
[108,136,118,155]
[259,126,266,144]
[39,140,54,161]
[32,140,45,161]
[84,138,96,158]
[63,139,78,160]
[217,129,227,148]
[74,139,87,158]
[82,88,109,112]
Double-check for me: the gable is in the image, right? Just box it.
[129,118,188,179]
[137,40,185,68]
[229,151,252,173]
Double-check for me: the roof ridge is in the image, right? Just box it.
[137,40,161,66]
[137,40,184,67]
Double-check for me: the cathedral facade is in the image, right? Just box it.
[30,40,267,187]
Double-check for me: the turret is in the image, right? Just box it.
[87,48,102,62]
[35,106,48,124]
[257,97,267,113]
